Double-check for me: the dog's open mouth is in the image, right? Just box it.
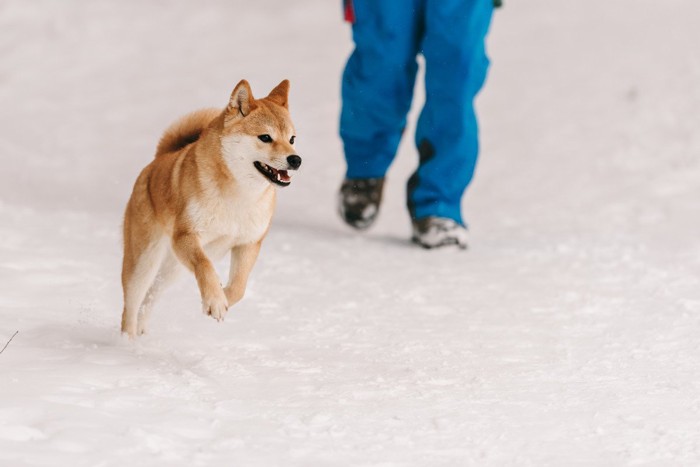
[254,161,292,187]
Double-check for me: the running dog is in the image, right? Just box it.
[121,80,300,337]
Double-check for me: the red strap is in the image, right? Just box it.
[344,0,356,23]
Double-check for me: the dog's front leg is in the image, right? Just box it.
[224,240,262,307]
[171,230,228,321]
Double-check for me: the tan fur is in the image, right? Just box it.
[155,108,221,157]
[121,80,299,337]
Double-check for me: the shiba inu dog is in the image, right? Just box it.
[121,79,300,337]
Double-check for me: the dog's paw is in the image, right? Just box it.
[121,317,138,339]
[223,284,245,307]
[202,287,229,322]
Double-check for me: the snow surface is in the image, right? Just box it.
[2,0,700,465]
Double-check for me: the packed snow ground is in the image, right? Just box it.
[2,0,700,465]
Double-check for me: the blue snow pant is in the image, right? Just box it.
[340,0,493,225]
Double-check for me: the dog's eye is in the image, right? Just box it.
[289,136,295,145]
[258,134,273,143]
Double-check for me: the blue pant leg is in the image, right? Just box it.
[408,0,494,225]
[340,0,423,179]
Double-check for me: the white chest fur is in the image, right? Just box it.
[186,188,273,259]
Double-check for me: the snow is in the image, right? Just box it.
[2,0,700,465]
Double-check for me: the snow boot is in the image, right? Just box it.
[411,216,468,249]
[338,177,385,229]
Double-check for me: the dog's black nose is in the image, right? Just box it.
[287,155,302,170]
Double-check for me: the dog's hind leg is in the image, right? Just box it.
[121,238,167,338]
[136,252,181,335]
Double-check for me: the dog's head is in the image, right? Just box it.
[220,79,300,189]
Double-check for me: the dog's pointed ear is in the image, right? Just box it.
[226,79,256,119]
[266,79,290,109]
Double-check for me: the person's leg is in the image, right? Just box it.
[408,0,494,226]
[340,0,423,179]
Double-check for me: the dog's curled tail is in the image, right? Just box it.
[155,108,221,157]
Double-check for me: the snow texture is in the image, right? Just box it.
[1,0,700,465]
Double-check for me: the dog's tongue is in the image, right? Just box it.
[278,170,291,183]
